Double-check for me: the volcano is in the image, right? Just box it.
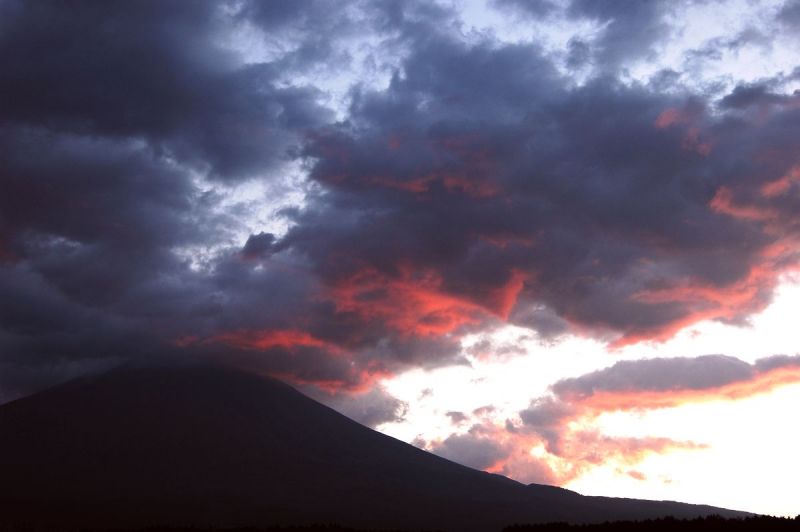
[0,365,747,531]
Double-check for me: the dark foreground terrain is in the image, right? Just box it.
[0,365,751,532]
[504,515,800,531]
[6,517,800,532]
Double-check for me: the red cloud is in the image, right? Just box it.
[364,172,500,198]
[761,165,800,198]
[655,106,711,155]
[173,265,527,392]
[210,329,343,354]
[329,266,525,338]
[330,267,485,337]
[269,366,395,394]
[176,328,393,393]
[615,264,780,347]
[655,108,683,129]
[710,186,776,221]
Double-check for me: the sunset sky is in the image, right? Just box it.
[1,0,800,518]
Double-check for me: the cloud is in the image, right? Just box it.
[2,0,800,409]
[427,354,800,486]
[0,1,332,182]
[492,0,558,19]
[284,29,800,348]
[427,418,699,486]
[305,384,409,428]
[240,232,276,260]
[778,0,800,31]
[0,0,338,399]
[446,411,469,424]
[566,0,675,69]
[0,0,451,399]
[518,354,800,455]
[431,427,511,470]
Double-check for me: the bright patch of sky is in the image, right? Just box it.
[173,161,309,272]
[571,383,800,517]
[379,277,800,516]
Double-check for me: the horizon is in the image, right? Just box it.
[1,0,799,519]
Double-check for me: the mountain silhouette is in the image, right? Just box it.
[0,365,749,531]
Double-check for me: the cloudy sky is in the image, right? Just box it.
[2,0,800,517]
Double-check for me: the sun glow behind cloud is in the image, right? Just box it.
[571,383,800,517]
[379,277,800,516]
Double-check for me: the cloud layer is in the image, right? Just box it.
[1,0,800,414]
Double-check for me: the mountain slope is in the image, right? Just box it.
[0,365,748,531]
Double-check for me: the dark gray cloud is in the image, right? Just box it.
[0,0,334,400]
[446,411,469,424]
[720,83,786,109]
[306,384,409,428]
[241,232,277,260]
[0,0,332,182]
[551,355,757,398]
[492,0,558,18]
[567,0,674,68]
[0,0,440,401]
[473,405,497,416]
[432,429,509,470]
[2,0,800,408]
[495,0,678,69]
[778,0,800,30]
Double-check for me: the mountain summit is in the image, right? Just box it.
[0,365,747,531]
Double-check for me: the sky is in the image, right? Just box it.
[1,0,800,518]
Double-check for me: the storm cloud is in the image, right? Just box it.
[1,0,800,409]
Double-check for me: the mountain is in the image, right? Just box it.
[0,365,748,531]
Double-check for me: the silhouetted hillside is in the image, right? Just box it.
[0,365,750,532]
[7,517,799,532]
[504,515,800,531]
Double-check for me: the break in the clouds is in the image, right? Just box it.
[1,0,800,448]
[421,353,800,485]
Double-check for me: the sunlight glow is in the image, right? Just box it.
[379,277,800,517]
